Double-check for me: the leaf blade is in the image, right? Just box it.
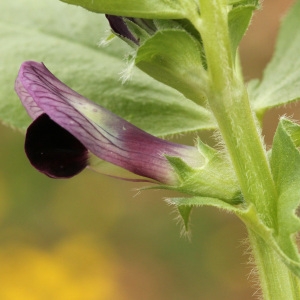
[270,118,300,261]
[0,0,215,136]
[60,0,198,19]
[248,1,300,116]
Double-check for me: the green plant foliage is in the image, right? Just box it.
[177,205,193,232]
[168,196,242,233]
[239,204,300,278]
[136,29,208,105]
[164,140,244,231]
[228,1,258,59]
[270,118,300,262]
[248,1,300,119]
[228,0,258,4]
[165,140,242,203]
[0,0,215,136]
[170,196,242,212]
[60,0,199,19]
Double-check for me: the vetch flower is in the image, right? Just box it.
[15,61,204,184]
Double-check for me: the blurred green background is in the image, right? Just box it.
[0,0,297,299]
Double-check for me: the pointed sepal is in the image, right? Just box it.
[165,140,243,204]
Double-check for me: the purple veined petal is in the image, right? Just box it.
[15,61,204,184]
[15,75,44,120]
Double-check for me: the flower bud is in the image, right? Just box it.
[105,15,208,105]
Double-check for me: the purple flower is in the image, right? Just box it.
[15,61,204,184]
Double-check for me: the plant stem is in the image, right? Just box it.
[195,0,277,227]
[195,0,300,298]
[248,230,300,299]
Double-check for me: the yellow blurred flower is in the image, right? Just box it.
[0,234,117,300]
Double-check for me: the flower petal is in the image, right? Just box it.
[16,61,204,183]
[25,113,88,178]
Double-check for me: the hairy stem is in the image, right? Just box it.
[195,0,277,227]
[195,0,300,298]
[248,230,300,300]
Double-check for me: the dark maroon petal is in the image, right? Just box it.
[105,14,139,45]
[25,114,88,178]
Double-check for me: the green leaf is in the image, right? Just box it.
[167,196,243,234]
[169,196,242,212]
[270,118,300,261]
[135,29,208,105]
[0,0,215,136]
[60,0,199,20]
[228,0,259,6]
[248,0,300,118]
[228,1,258,58]
[177,205,193,232]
